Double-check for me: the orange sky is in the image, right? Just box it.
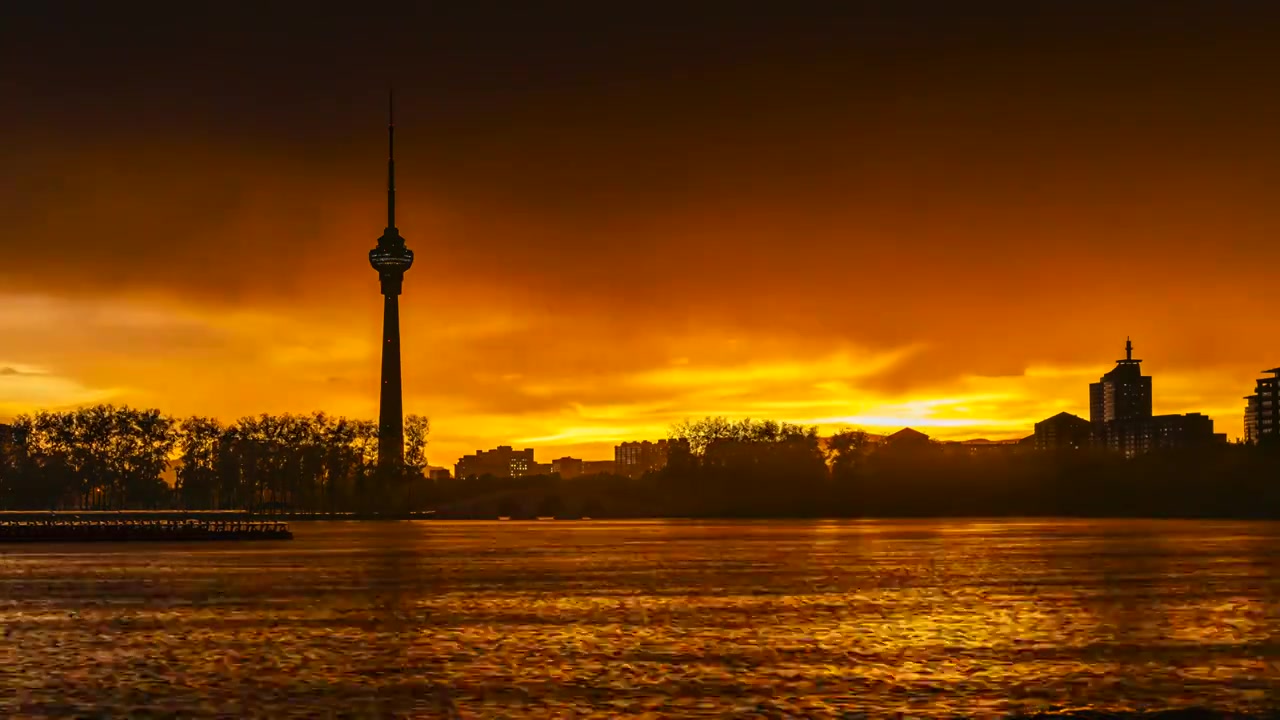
[2,4,1279,465]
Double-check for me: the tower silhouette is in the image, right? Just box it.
[369,92,414,471]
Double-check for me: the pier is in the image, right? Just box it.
[0,512,293,543]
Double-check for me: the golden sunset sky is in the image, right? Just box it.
[2,3,1279,465]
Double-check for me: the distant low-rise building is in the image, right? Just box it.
[1244,368,1279,444]
[1097,413,1220,458]
[614,439,685,478]
[1034,412,1093,451]
[552,457,584,479]
[882,427,931,450]
[455,446,536,479]
[427,467,452,481]
[582,460,617,476]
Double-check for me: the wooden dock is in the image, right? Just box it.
[0,512,293,542]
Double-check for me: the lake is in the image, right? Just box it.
[1,520,1278,717]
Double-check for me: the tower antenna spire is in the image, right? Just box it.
[1126,337,1133,361]
[387,88,396,229]
[368,90,414,479]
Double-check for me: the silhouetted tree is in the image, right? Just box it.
[113,406,176,508]
[1,406,175,509]
[0,417,75,509]
[663,417,828,516]
[0,405,429,513]
[827,428,872,479]
[176,416,222,509]
[404,414,430,477]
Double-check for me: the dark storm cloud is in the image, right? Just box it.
[2,2,1279,454]
[4,2,1279,309]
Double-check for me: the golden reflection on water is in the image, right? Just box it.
[1,519,1278,717]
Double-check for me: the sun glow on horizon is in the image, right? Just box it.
[0,288,1261,465]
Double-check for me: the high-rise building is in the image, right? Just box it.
[369,93,415,473]
[1089,338,1153,425]
[1244,368,1279,444]
[1033,412,1092,451]
[1088,340,1219,457]
[455,446,536,480]
[615,439,685,478]
[1090,338,1152,457]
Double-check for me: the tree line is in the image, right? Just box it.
[3,409,1278,517]
[0,405,428,512]
[433,418,1280,519]
[651,418,1280,518]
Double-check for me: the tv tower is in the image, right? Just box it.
[368,92,414,470]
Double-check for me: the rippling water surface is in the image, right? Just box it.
[2,519,1279,717]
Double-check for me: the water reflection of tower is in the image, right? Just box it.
[369,93,414,471]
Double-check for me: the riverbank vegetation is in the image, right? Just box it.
[423,417,1280,519]
[0,405,428,512]
[2,408,1277,518]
